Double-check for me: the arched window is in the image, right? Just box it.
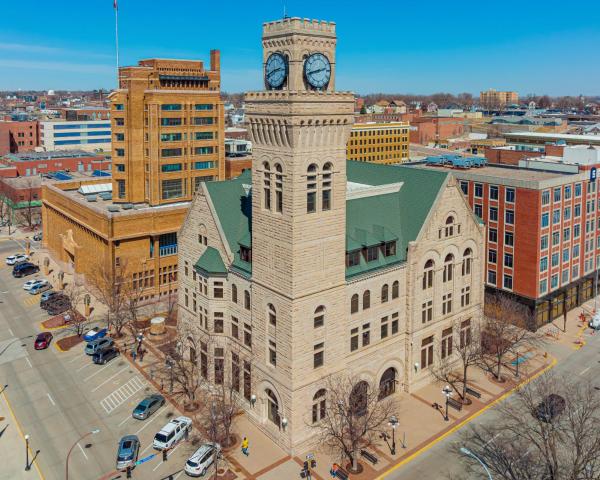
[363,290,371,310]
[462,248,472,276]
[322,162,332,211]
[349,381,369,417]
[443,254,454,282]
[307,164,318,213]
[263,162,272,210]
[351,294,359,314]
[244,290,251,310]
[275,163,283,213]
[231,284,238,303]
[314,305,325,328]
[188,336,196,364]
[266,388,281,426]
[423,259,434,290]
[267,303,276,326]
[392,280,400,299]
[445,216,455,237]
[312,389,326,423]
[379,367,397,399]
[381,284,389,303]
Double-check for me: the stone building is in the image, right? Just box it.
[177,17,485,454]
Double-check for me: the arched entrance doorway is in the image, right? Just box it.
[379,367,397,399]
[265,388,281,426]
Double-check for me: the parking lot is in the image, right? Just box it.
[0,239,200,480]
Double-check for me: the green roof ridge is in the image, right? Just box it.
[194,246,228,275]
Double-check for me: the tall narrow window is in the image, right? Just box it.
[462,248,472,276]
[381,284,389,303]
[443,254,454,283]
[322,162,332,211]
[392,280,399,299]
[312,389,326,423]
[423,259,435,289]
[275,163,283,213]
[267,303,277,326]
[307,164,317,213]
[231,284,238,303]
[263,162,271,210]
[351,294,359,314]
[314,305,325,328]
[244,290,251,310]
[363,290,371,310]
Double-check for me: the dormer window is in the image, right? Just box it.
[384,241,397,257]
[366,245,379,262]
[240,246,252,263]
[346,250,360,267]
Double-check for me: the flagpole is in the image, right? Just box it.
[114,1,120,87]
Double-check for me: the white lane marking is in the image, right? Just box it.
[83,362,113,381]
[173,471,183,479]
[25,357,32,368]
[47,393,55,406]
[134,405,168,436]
[69,355,82,363]
[7,328,13,336]
[100,376,146,414]
[91,366,129,393]
[76,362,93,372]
[77,442,89,460]
[580,366,592,376]
[152,443,181,471]
[118,415,132,427]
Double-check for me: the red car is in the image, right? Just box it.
[34,332,53,350]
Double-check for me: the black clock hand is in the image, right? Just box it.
[267,67,283,78]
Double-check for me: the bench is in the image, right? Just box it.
[334,468,349,480]
[360,449,378,464]
[447,397,463,411]
[466,387,481,399]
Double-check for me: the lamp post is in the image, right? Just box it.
[388,415,399,455]
[24,434,30,471]
[66,429,100,480]
[443,385,452,421]
[459,447,492,480]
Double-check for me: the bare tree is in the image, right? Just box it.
[88,261,131,337]
[62,282,90,337]
[432,318,483,404]
[311,374,398,473]
[480,294,539,382]
[16,178,39,230]
[457,372,600,480]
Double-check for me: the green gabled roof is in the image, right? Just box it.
[194,246,228,275]
[202,162,448,279]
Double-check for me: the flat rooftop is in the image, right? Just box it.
[505,131,600,142]
[3,150,105,162]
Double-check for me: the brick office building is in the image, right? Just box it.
[0,120,40,155]
[415,160,600,327]
[0,150,110,178]
[410,117,465,145]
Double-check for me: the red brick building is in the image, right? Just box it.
[0,150,111,178]
[485,144,565,165]
[409,117,465,145]
[417,161,600,327]
[0,121,40,155]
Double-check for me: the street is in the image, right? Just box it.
[0,238,195,480]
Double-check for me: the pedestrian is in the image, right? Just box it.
[330,463,339,478]
[131,348,137,362]
[139,349,145,362]
[241,436,249,456]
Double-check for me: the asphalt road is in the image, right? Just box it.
[383,323,600,479]
[0,239,195,480]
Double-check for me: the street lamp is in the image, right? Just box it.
[443,385,452,422]
[66,429,100,480]
[388,415,399,455]
[24,434,30,471]
[460,447,492,480]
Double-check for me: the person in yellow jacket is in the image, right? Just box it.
[241,436,249,456]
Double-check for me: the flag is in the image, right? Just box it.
[113,0,118,9]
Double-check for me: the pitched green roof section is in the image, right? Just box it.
[345,161,448,278]
[194,247,228,276]
[204,170,253,274]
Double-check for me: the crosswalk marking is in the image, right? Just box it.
[100,376,146,414]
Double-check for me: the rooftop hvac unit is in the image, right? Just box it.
[121,203,134,210]
[107,206,120,213]
[85,195,97,202]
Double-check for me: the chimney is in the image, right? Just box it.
[210,49,220,72]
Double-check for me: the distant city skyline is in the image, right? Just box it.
[0,0,598,95]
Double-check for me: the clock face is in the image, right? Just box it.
[304,53,331,89]
[265,53,287,89]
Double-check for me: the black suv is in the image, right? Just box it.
[12,262,39,278]
[93,347,120,365]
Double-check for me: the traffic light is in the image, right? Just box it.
[162,449,168,461]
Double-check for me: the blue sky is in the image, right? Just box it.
[0,0,598,95]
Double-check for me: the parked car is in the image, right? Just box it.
[6,253,29,265]
[33,232,42,241]
[23,279,45,291]
[34,332,53,350]
[184,443,221,477]
[46,300,71,316]
[12,263,39,278]
[153,416,193,450]
[132,394,165,420]
[41,292,66,309]
[84,328,108,343]
[30,282,52,295]
[93,346,119,365]
[40,290,57,302]
[116,435,140,471]
[534,394,566,422]
[85,337,114,356]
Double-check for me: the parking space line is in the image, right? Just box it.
[8,327,13,336]
[91,366,129,393]
[47,393,55,406]
[77,442,88,460]
[101,376,147,414]
[76,361,93,372]
[25,357,32,368]
[83,362,113,382]
[118,415,132,427]
[152,443,181,471]
[580,366,591,375]
[134,405,168,436]
[68,355,81,363]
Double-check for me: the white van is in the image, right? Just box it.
[153,416,192,450]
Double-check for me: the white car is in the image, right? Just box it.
[6,254,29,265]
[153,416,192,450]
[184,443,221,477]
[23,279,46,291]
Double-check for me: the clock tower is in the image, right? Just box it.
[245,18,354,451]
